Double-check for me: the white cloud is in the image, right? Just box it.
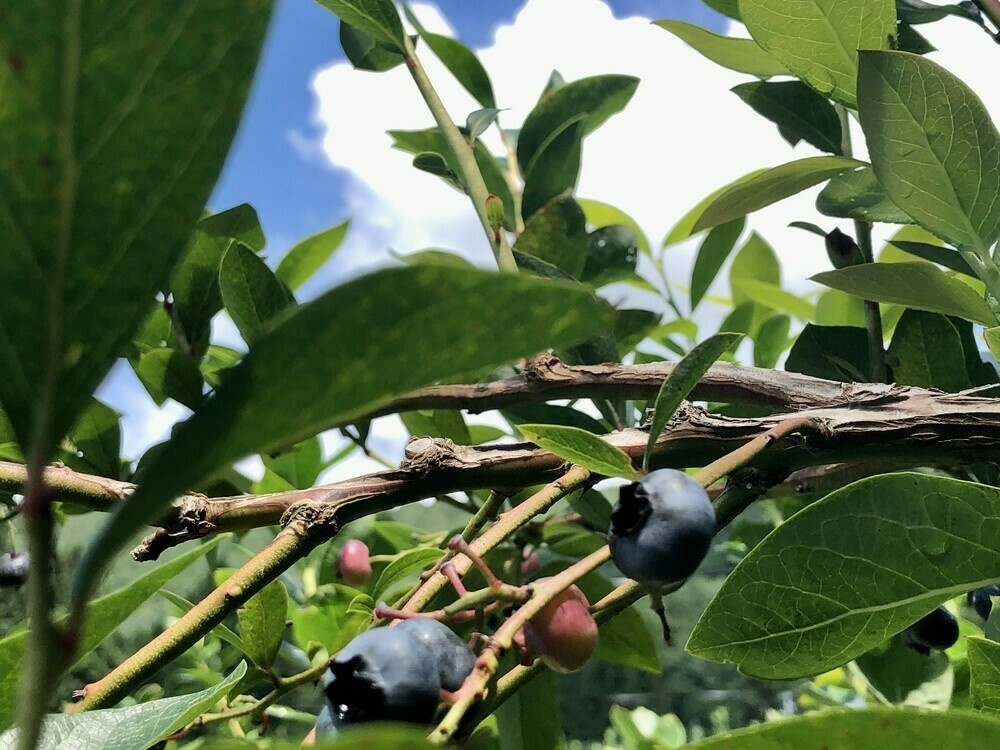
[105,0,1000,466]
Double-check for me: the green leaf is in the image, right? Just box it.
[517,74,639,175]
[654,20,787,77]
[739,0,896,108]
[732,80,842,154]
[158,589,247,654]
[733,280,816,321]
[896,0,982,24]
[514,197,588,277]
[0,537,222,729]
[400,409,471,445]
[521,117,585,220]
[730,232,781,302]
[684,708,1000,749]
[0,2,273,459]
[504,404,608,436]
[517,424,639,480]
[753,314,791,369]
[692,157,863,233]
[423,36,496,109]
[858,51,1000,251]
[495,669,563,750]
[888,310,972,391]
[577,199,651,255]
[372,548,445,601]
[0,662,247,750]
[702,0,741,20]
[890,241,975,277]
[132,348,205,410]
[643,333,742,471]
[275,221,350,291]
[786,324,870,382]
[968,636,1000,714]
[169,214,256,359]
[261,438,325,490]
[339,21,406,71]
[198,203,267,252]
[688,473,1000,679]
[74,266,612,610]
[581,226,640,287]
[691,219,745,310]
[664,171,766,245]
[817,166,913,224]
[237,580,288,669]
[812,262,995,326]
[315,0,404,49]
[219,243,297,344]
[66,400,122,478]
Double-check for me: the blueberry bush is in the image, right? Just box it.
[4,0,1000,748]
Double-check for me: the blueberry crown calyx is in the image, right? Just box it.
[610,481,652,536]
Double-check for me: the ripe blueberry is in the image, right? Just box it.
[903,606,959,655]
[515,580,598,673]
[608,469,715,587]
[0,551,28,589]
[967,584,1000,621]
[313,704,337,738]
[394,618,476,691]
[324,625,440,725]
[336,540,372,587]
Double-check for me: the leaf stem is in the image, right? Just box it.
[401,36,518,273]
[836,104,886,382]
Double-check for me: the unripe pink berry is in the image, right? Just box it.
[337,540,372,587]
[519,550,540,579]
[516,580,598,673]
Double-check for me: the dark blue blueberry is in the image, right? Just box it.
[395,618,476,692]
[967,584,1000,621]
[608,469,715,587]
[0,551,28,588]
[323,626,440,725]
[903,606,959,655]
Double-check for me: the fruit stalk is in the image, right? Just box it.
[429,545,612,744]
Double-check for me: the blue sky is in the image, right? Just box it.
[209,0,726,262]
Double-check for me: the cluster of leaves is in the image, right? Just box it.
[4,0,1000,749]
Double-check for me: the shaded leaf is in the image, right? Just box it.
[817,166,912,224]
[315,0,405,49]
[889,241,975,278]
[888,310,971,391]
[517,74,638,174]
[495,669,562,750]
[855,634,954,708]
[73,266,612,609]
[339,21,406,71]
[813,262,995,326]
[732,80,842,154]
[786,324,870,382]
[691,219,745,310]
[132,348,204,410]
[521,117,585,220]
[514,198,588,277]
[577,199,651,255]
[219,243,297,344]
[0,2,274,458]
[582,225,640,287]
